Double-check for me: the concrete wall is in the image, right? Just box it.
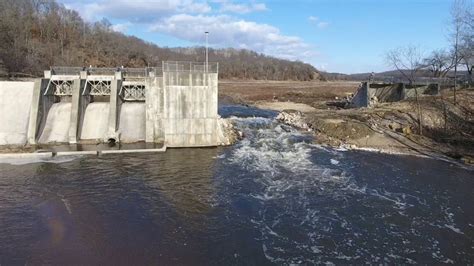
[351,82,439,108]
[0,81,35,145]
[69,78,88,144]
[145,77,164,143]
[162,72,218,147]
[80,102,110,141]
[350,83,369,108]
[404,84,440,98]
[107,72,122,142]
[119,102,146,142]
[38,102,72,143]
[1,66,220,148]
[27,79,53,144]
[369,83,404,103]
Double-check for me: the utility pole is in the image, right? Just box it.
[454,28,459,104]
[205,31,209,73]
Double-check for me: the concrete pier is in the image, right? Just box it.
[0,61,221,148]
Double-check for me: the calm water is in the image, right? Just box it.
[0,106,473,264]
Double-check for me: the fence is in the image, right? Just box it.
[50,66,84,75]
[162,61,219,73]
[49,61,218,77]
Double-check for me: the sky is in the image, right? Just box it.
[58,0,454,74]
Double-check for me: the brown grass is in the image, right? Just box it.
[218,80,360,107]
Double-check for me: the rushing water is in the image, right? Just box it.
[0,105,473,264]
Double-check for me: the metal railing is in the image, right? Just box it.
[162,61,219,73]
[50,66,84,76]
[87,67,119,76]
[146,67,163,77]
[122,67,163,78]
[49,61,219,77]
[121,68,146,78]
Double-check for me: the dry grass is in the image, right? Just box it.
[219,80,360,107]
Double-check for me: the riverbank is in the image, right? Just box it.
[219,80,474,164]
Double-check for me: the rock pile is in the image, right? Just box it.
[276,110,312,131]
[217,117,242,146]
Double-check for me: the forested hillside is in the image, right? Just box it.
[0,0,320,81]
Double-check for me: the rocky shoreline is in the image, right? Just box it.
[274,106,474,165]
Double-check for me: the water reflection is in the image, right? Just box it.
[0,149,220,265]
[142,148,219,223]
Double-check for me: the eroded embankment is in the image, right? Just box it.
[277,106,473,165]
[250,89,474,165]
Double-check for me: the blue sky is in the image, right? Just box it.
[58,0,453,74]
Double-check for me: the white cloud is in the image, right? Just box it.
[149,14,313,61]
[317,21,329,29]
[59,0,317,63]
[218,1,267,14]
[308,16,330,29]
[67,0,212,22]
[111,22,132,33]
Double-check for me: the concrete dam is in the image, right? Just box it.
[0,62,229,150]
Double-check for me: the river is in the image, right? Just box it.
[0,105,473,264]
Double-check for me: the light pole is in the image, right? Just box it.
[205,31,209,73]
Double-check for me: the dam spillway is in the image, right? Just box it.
[119,102,146,142]
[0,62,224,149]
[38,102,72,144]
[80,102,110,141]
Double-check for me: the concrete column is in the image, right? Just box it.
[365,82,370,107]
[401,83,407,100]
[145,77,165,143]
[44,70,52,79]
[80,70,88,80]
[68,78,85,144]
[27,78,52,145]
[106,71,122,142]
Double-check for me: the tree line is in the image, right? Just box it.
[0,0,320,81]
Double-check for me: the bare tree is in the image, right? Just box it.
[423,49,457,77]
[385,45,425,135]
[0,0,320,81]
[458,2,474,85]
[385,46,426,83]
[449,0,473,102]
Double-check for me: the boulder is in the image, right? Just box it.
[217,117,241,146]
[276,110,311,130]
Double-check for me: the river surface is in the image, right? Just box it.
[0,105,473,264]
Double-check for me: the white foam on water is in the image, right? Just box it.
[0,155,81,166]
[223,116,469,264]
[38,102,72,143]
[229,117,352,187]
[81,102,110,140]
[227,117,357,264]
[119,102,146,142]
